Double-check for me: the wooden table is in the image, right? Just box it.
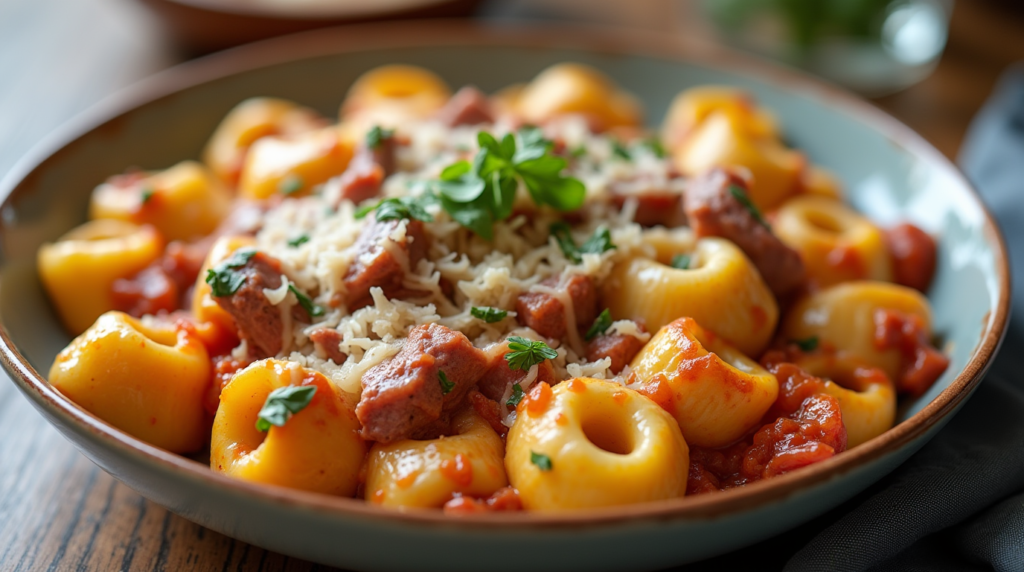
[2,1,1023,570]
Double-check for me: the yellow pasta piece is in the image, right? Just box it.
[602,236,778,357]
[364,408,507,508]
[674,111,805,211]
[799,166,845,200]
[89,161,231,242]
[513,63,643,130]
[238,126,354,199]
[505,378,688,511]
[628,317,779,448]
[661,85,778,151]
[211,359,366,496]
[49,312,210,453]
[793,353,896,448]
[203,97,326,185]
[774,195,892,287]
[191,235,256,335]
[781,281,933,380]
[340,64,451,131]
[37,220,163,334]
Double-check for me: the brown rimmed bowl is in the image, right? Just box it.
[0,21,1010,572]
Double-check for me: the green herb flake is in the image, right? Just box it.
[643,138,667,158]
[439,371,455,395]
[355,196,434,223]
[506,383,524,407]
[611,140,632,161]
[671,254,691,270]
[793,336,820,352]
[729,185,770,229]
[580,226,616,256]
[139,186,155,205]
[289,284,325,317]
[585,308,613,341]
[204,248,257,297]
[471,306,508,323]
[256,385,317,432]
[366,125,395,149]
[505,336,558,372]
[550,223,616,264]
[570,145,588,158]
[278,174,304,196]
[530,451,553,471]
[287,234,310,248]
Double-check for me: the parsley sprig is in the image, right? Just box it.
[205,248,257,297]
[550,222,617,263]
[792,336,820,352]
[729,185,770,229]
[256,385,317,432]
[585,309,613,341]
[289,284,324,317]
[355,196,435,223]
[366,125,394,149]
[506,383,525,407]
[505,336,558,371]
[471,306,507,323]
[438,371,455,395]
[530,451,553,471]
[671,254,691,270]
[433,128,586,240]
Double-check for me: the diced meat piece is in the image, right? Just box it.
[213,252,306,358]
[609,177,686,227]
[684,168,806,297]
[477,345,557,402]
[111,266,178,317]
[885,222,937,292]
[468,390,507,437]
[436,86,495,127]
[586,324,647,373]
[357,324,488,443]
[515,274,599,340]
[342,217,429,309]
[309,327,347,364]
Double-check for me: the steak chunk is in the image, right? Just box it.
[309,327,347,364]
[477,343,558,402]
[515,274,599,340]
[342,217,429,309]
[436,86,495,127]
[335,133,396,206]
[585,324,647,374]
[357,324,487,443]
[684,168,805,297]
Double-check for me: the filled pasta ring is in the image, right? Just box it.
[340,64,452,131]
[602,236,778,357]
[364,407,508,508]
[505,379,689,511]
[511,63,643,131]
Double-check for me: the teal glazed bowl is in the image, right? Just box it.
[0,22,1010,571]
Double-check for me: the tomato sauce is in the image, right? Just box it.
[873,308,949,396]
[443,487,523,514]
[439,454,474,487]
[110,240,209,318]
[885,222,937,292]
[521,382,553,417]
[203,354,251,416]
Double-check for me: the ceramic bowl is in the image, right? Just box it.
[0,22,1009,571]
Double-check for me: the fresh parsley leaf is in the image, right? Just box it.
[289,284,324,317]
[505,336,558,371]
[438,371,455,395]
[355,196,434,223]
[580,226,616,256]
[205,248,257,297]
[585,308,613,341]
[139,186,155,205]
[506,383,524,407]
[287,234,310,248]
[611,140,632,161]
[570,145,588,158]
[278,174,304,196]
[256,385,317,432]
[729,185,770,229]
[643,138,666,158]
[793,336,820,352]
[530,451,553,471]
[551,223,616,263]
[471,306,507,323]
[671,254,691,270]
[366,125,394,149]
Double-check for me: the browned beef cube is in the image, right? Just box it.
[342,217,429,309]
[514,274,598,339]
[436,86,495,127]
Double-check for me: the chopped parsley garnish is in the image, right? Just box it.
[471,306,507,323]
[671,254,691,270]
[530,451,553,471]
[729,185,770,229]
[585,308,613,341]
[432,128,585,240]
[438,371,455,395]
[570,145,588,158]
[289,284,324,317]
[287,234,310,248]
[278,174,304,196]
[506,383,525,407]
[205,248,257,297]
[505,336,558,371]
[366,125,395,149]
[256,385,317,432]
[355,196,434,223]
[793,335,820,352]
[643,138,667,158]
[550,222,617,263]
[139,186,155,205]
[611,140,632,161]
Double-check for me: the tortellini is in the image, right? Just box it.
[38,219,163,334]
[211,359,366,496]
[774,195,892,286]
[662,85,778,150]
[340,64,451,132]
[49,311,211,452]
[506,379,689,511]
[602,236,778,357]
[239,126,354,199]
[364,408,507,508]
[89,161,232,242]
[191,235,256,336]
[508,63,643,130]
[628,317,779,448]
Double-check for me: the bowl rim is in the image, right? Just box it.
[154,0,471,21]
[0,20,1011,528]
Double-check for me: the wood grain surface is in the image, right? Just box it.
[1,0,1023,570]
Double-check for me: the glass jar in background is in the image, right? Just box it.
[702,0,953,95]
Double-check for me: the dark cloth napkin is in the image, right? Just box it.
[680,64,1024,572]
